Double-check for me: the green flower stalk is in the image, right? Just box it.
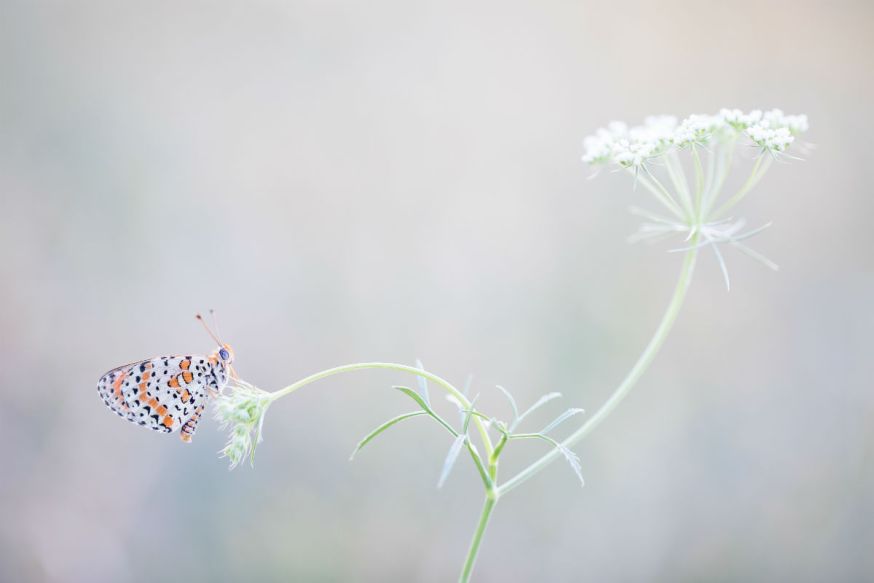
[214,108,809,582]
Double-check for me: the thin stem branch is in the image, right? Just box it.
[702,134,737,216]
[691,146,705,217]
[497,237,700,496]
[269,362,495,459]
[712,155,772,219]
[703,145,716,205]
[637,167,686,220]
[663,150,693,218]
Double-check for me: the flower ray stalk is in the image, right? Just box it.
[663,151,692,218]
[712,155,773,219]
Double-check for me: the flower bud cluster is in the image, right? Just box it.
[582,108,808,168]
[214,379,273,469]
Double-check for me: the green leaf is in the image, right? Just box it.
[540,408,585,435]
[349,411,429,460]
[495,385,519,425]
[515,392,562,427]
[415,359,431,406]
[437,434,467,488]
[394,385,432,413]
[395,386,461,440]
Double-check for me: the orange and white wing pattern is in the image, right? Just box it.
[97,350,232,442]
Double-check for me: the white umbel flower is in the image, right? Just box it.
[761,108,809,134]
[582,122,629,164]
[630,115,678,144]
[719,108,763,130]
[673,114,726,147]
[747,124,794,153]
[582,108,808,168]
[611,138,658,169]
[582,107,809,289]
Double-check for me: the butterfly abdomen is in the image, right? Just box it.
[180,405,205,443]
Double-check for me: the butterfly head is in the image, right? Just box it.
[197,311,238,380]
[218,343,235,364]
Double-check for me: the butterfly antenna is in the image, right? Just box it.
[195,313,222,345]
[209,308,224,340]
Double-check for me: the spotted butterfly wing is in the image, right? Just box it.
[97,352,231,442]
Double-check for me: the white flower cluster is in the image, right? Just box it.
[214,379,273,469]
[582,108,809,168]
[747,125,794,153]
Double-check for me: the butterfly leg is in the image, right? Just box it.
[179,404,205,443]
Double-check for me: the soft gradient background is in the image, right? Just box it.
[1,1,872,581]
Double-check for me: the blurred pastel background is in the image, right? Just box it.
[1,1,872,581]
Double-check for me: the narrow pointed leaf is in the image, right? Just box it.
[437,434,467,488]
[495,385,519,425]
[414,359,431,407]
[557,444,585,487]
[396,386,460,439]
[394,385,432,413]
[349,411,429,460]
[462,394,479,434]
[540,408,585,435]
[731,221,772,242]
[516,392,562,426]
[709,241,731,291]
[463,373,473,398]
[525,432,585,487]
[629,223,677,245]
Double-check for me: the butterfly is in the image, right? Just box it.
[96,312,237,442]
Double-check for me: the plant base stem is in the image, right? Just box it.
[459,494,498,583]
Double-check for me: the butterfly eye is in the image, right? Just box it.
[219,348,230,360]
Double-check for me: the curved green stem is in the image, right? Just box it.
[459,493,498,583]
[269,362,495,458]
[497,239,700,496]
